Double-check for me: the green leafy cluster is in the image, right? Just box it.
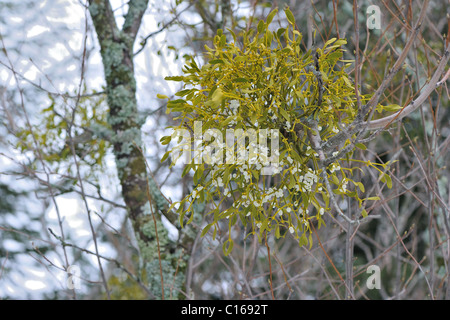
[160,8,392,254]
[16,90,110,173]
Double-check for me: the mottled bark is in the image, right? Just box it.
[88,0,188,299]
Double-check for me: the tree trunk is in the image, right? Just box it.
[88,0,188,299]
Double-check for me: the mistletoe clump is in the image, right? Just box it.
[160,8,392,254]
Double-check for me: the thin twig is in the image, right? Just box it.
[47,228,155,298]
[135,142,165,300]
[264,231,275,300]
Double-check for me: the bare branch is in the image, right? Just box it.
[88,0,119,41]
[361,0,430,118]
[365,43,450,130]
[123,0,150,41]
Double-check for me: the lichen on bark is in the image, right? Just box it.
[136,205,188,299]
[88,0,193,299]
